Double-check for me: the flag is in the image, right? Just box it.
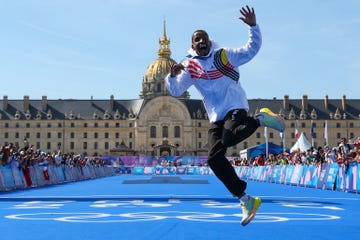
[310,120,315,139]
[324,120,328,145]
[295,120,299,139]
[280,131,286,152]
[279,132,284,139]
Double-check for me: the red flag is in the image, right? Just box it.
[295,120,299,139]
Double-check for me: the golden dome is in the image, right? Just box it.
[140,21,189,99]
[144,56,176,84]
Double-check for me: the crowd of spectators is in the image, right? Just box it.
[0,142,105,169]
[234,137,360,169]
[2,137,360,171]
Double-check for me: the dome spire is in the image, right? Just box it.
[140,21,189,100]
[158,20,171,58]
[163,19,167,39]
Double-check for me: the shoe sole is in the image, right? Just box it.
[260,108,286,132]
[241,197,261,226]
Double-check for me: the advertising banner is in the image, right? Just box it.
[271,165,282,183]
[336,166,346,191]
[290,164,304,185]
[345,162,358,192]
[0,165,15,188]
[133,167,145,175]
[324,164,339,190]
[284,165,295,184]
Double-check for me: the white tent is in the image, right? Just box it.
[290,132,312,152]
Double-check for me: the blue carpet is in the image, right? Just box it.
[0,175,359,240]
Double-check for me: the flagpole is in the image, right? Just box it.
[264,127,268,157]
[310,120,314,147]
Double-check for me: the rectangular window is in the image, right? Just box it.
[150,126,156,138]
[174,126,180,138]
[162,126,168,138]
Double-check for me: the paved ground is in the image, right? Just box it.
[0,175,359,240]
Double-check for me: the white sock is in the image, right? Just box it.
[239,194,249,203]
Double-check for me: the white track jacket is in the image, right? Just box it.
[165,25,262,123]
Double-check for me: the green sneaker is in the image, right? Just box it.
[240,195,261,226]
[256,108,285,132]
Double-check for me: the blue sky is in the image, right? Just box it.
[0,0,359,101]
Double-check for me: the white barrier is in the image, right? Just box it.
[0,165,115,191]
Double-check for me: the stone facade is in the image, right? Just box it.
[1,23,360,156]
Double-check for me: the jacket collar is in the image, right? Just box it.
[186,40,220,59]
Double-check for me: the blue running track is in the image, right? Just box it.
[0,175,359,240]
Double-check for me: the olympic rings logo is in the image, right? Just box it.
[5,211,340,223]
[3,198,344,223]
